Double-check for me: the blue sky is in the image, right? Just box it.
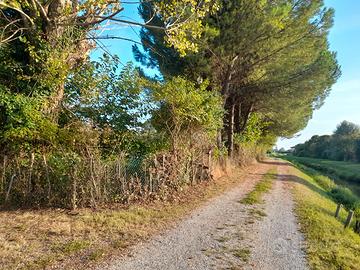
[277,0,360,149]
[92,1,360,150]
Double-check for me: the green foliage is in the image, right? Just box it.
[334,121,360,137]
[240,168,276,205]
[293,121,360,162]
[312,175,336,192]
[234,113,268,144]
[293,167,360,270]
[330,186,359,211]
[0,86,58,149]
[151,77,223,139]
[66,55,150,132]
[137,0,340,156]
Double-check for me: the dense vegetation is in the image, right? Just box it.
[285,155,360,197]
[292,121,360,161]
[285,156,360,211]
[0,0,339,208]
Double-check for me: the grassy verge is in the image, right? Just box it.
[0,165,249,270]
[283,156,360,215]
[285,155,360,196]
[289,164,360,269]
[240,168,277,205]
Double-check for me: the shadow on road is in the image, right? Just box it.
[254,161,337,218]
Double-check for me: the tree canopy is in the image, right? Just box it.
[135,0,340,154]
[292,121,360,162]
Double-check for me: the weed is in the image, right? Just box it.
[216,236,231,243]
[248,208,267,219]
[57,240,90,254]
[88,249,105,261]
[240,169,277,205]
[232,248,250,262]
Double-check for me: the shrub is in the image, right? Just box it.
[330,186,359,210]
[313,175,336,192]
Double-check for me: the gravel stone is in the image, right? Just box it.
[99,161,308,270]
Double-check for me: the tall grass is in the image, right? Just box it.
[284,156,360,217]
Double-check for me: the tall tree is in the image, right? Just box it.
[135,0,340,154]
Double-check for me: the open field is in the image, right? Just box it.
[284,155,360,197]
[281,160,360,269]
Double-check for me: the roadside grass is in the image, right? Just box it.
[248,208,267,219]
[285,155,360,196]
[290,165,360,270]
[231,248,251,262]
[239,168,277,205]
[284,156,360,213]
[0,165,251,270]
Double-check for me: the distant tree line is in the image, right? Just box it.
[292,121,360,162]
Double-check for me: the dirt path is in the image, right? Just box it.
[245,161,308,270]
[99,160,308,270]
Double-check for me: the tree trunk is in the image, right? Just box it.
[46,83,64,121]
[227,102,235,158]
[239,103,254,132]
[216,129,222,149]
[221,56,239,99]
[234,103,241,133]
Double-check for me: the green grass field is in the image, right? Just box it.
[289,164,360,269]
[285,155,360,197]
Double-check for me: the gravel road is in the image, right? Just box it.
[245,161,308,270]
[99,160,308,270]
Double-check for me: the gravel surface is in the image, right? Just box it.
[245,161,309,270]
[98,162,271,270]
[99,160,308,270]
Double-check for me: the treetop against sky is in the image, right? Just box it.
[277,0,360,149]
[90,1,359,150]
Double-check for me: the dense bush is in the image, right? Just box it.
[0,74,225,208]
[313,175,336,192]
[330,186,359,211]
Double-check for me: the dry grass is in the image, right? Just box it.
[0,162,251,270]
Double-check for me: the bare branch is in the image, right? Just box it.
[88,35,143,46]
[74,8,124,27]
[32,0,50,23]
[0,2,34,26]
[97,17,165,30]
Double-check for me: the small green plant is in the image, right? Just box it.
[88,249,105,261]
[240,169,276,205]
[248,208,267,219]
[232,248,251,262]
[57,240,90,255]
[330,186,359,210]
